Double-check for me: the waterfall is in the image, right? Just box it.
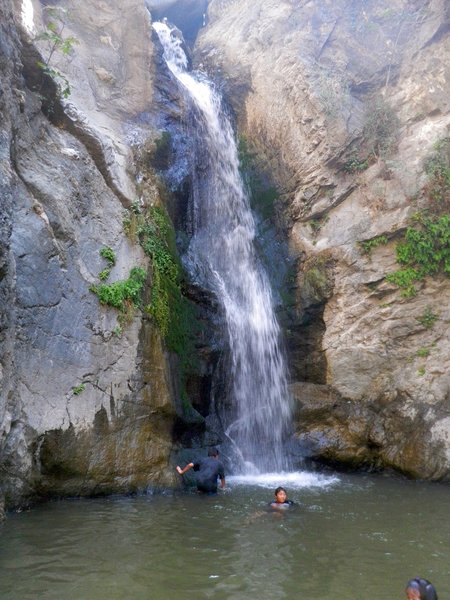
[153,21,292,472]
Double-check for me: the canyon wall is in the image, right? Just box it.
[1,0,449,516]
[0,0,182,511]
[197,0,450,479]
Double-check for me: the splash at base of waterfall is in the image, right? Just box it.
[228,471,340,490]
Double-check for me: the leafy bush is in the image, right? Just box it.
[99,246,116,266]
[385,214,450,296]
[360,235,388,255]
[343,155,369,174]
[362,97,400,159]
[91,267,146,313]
[72,384,85,395]
[98,268,111,281]
[416,306,438,329]
[424,138,450,211]
[35,7,79,99]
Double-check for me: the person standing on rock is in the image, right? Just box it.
[176,447,226,494]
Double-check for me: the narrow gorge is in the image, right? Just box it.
[1,0,449,517]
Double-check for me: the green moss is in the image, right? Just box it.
[238,136,279,221]
[121,204,198,371]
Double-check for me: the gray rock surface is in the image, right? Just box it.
[0,0,179,509]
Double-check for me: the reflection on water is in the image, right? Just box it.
[0,473,448,599]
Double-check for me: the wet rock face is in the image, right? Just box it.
[197,0,450,479]
[0,0,180,509]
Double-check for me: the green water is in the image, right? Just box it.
[0,473,448,599]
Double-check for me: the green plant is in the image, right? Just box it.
[91,266,146,314]
[99,268,111,281]
[385,214,450,296]
[314,64,349,118]
[72,383,85,395]
[99,246,116,266]
[362,97,400,159]
[417,366,426,376]
[385,267,420,297]
[416,306,438,329]
[424,138,450,210]
[343,155,369,174]
[310,215,329,235]
[416,347,430,358]
[35,7,78,99]
[359,235,388,255]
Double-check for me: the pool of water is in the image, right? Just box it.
[0,472,448,599]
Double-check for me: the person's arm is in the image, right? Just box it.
[176,462,194,475]
[220,476,226,488]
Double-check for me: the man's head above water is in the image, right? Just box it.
[207,447,219,458]
[405,578,438,600]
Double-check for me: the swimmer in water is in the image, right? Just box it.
[245,486,295,524]
[405,578,438,600]
[269,486,294,511]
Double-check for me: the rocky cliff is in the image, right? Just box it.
[0,0,184,511]
[197,0,450,479]
[1,0,449,515]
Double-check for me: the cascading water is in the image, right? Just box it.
[153,21,292,473]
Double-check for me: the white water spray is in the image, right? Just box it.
[153,22,292,472]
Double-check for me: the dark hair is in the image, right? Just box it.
[406,578,438,600]
[207,447,219,457]
[274,486,287,495]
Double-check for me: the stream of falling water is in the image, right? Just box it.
[153,22,292,472]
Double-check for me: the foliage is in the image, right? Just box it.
[359,235,388,255]
[313,64,349,118]
[99,246,116,266]
[385,214,450,296]
[343,155,369,174]
[416,347,430,358]
[91,267,146,316]
[35,7,78,99]
[423,138,450,211]
[123,203,196,366]
[417,366,426,377]
[309,215,329,236]
[72,384,85,396]
[416,306,438,329]
[98,268,111,281]
[362,97,400,159]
